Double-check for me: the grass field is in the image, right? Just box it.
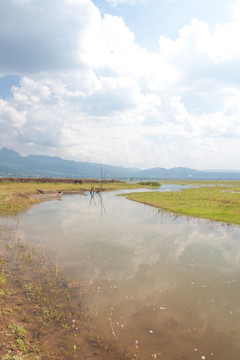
[0,179,158,216]
[124,180,240,225]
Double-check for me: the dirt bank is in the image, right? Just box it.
[0,177,122,184]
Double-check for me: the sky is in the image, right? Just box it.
[0,0,240,170]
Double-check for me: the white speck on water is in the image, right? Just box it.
[189,264,194,267]
[194,348,198,352]
[159,307,166,310]
[149,330,153,334]
[201,356,206,360]
[191,282,195,285]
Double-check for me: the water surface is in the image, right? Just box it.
[1,185,240,359]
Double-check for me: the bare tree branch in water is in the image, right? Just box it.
[89,165,106,218]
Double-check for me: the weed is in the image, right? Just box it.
[138,181,161,187]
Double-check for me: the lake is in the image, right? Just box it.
[1,184,240,359]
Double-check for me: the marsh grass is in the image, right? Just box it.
[0,179,156,216]
[0,231,126,360]
[0,178,164,359]
[124,181,240,225]
[0,232,154,360]
[138,181,161,187]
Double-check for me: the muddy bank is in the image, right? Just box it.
[0,235,121,360]
[29,189,87,201]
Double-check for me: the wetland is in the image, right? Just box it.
[0,180,240,359]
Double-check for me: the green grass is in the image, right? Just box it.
[124,181,240,225]
[138,181,161,187]
[0,180,154,216]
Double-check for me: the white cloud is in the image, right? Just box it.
[159,15,240,66]
[0,0,99,73]
[81,13,180,91]
[105,0,147,5]
[12,0,31,6]
[0,0,240,169]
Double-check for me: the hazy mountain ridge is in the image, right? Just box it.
[1,147,240,180]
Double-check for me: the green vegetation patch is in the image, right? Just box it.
[138,181,161,187]
[124,182,240,225]
[0,179,152,216]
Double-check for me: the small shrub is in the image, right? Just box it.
[138,181,161,187]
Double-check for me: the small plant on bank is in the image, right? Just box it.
[138,181,161,187]
[0,233,123,360]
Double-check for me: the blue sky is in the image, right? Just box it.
[0,0,240,170]
[95,0,234,51]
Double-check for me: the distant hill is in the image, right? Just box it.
[1,147,240,180]
[0,147,138,179]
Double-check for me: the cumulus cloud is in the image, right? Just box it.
[105,0,147,5]
[0,0,98,73]
[0,0,240,169]
[159,17,240,65]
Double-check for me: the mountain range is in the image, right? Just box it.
[1,147,240,180]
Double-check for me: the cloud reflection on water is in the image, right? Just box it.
[1,188,239,359]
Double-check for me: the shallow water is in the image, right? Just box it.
[1,185,240,359]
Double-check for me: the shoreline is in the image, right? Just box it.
[123,182,240,225]
[0,179,160,216]
[0,235,123,360]
[29,189,87,201]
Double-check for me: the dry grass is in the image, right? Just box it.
[0,179,154,216]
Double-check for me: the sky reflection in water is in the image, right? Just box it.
[2,185,240,360]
